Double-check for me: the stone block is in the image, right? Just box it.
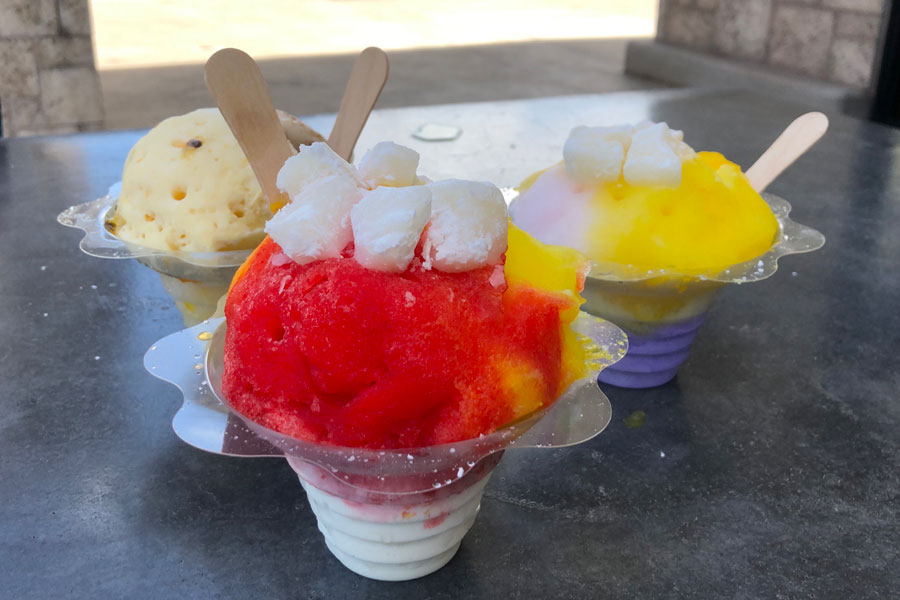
[696,0,720,9]
[1,96,17,135]
[835,12,882,38]
[60,0,93,36]
[829,37,877,87]
[17,123,81,137]
[1,95,45,136]
[661,7,715,50]
[39,66,104,125]
[823,0,886,14]
[713,0,772,60]
[0,0,57,37]
[0,40,40,97]
[33,36,95,69]
[626,40,870,115]
[768,6,834,77]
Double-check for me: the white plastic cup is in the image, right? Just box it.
[286,453,502,581]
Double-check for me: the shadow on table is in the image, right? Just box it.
[132,445,356,595]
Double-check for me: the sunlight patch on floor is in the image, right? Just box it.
[90,0,657,69]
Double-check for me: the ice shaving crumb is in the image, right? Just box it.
[489,264,506,288]
[40,265,47,271]
[404,291,416,307]
[270,253,293,267]
[278,275,291,294]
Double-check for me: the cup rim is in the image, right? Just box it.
[204,313,625,457]
[145,311,626,494]
[506,190,825,284]
[56,184,261,270]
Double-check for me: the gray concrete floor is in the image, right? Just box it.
[99,38,664,131]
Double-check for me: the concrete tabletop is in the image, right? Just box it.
[1,89,898,598]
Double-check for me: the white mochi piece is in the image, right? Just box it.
[634,120,696,161]
[623,122,684,188]
[350,186,432,272]
[422,179,508,272]
[276,142,363,198]
[562,125,632,185]
[357,142,420,188]
[595,124,635,150]
[265,174,364,265]
[670,133,697,161]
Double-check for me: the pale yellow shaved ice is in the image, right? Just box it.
[113,108,269,252]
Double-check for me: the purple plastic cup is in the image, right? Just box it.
[582,275,723,388]
[596,313,707,388]
[577,195,826,388]
[508,189,826,389]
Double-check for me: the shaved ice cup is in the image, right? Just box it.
[145,312,627,581]
[58,185,262,326]
[575,194,824,388]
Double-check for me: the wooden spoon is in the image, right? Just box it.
[204,48,294,211]
[745,112,829,193]
[328,47,390,161]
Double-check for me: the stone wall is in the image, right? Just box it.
[0,0,103,136]
[657,0,889,89]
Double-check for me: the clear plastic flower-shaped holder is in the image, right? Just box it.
[538,194,824,388]
[146,313,627,581]
[57,184,262,326]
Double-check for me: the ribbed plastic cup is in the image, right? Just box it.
[595,313,707,388]
[582,275,723,388]
[287,453,502,581]
[146,314,626,583]
[508,192,827,389]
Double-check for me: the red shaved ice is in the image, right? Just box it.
[223,236,584,449]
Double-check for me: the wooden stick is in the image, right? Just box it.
[745,112,829,193]
[328,47,389,161]
[204,48,294,211]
